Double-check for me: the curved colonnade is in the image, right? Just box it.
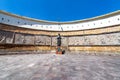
[0,10,120,53]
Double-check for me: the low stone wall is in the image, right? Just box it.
[68,46,120,52]
[0,23,120,53]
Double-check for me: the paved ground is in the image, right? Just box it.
[0,53,120,80]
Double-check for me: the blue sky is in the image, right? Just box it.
[0,0,120,22]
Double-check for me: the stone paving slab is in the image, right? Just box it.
[0,53,120,80]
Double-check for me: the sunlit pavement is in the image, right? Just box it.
[0,53,120,80]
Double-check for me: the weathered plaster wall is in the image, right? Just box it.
[0,11,120,31]
[68,32,120,46]
[0,28,120,52]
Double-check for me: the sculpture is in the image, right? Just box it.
[56,34,62,54]
[57,33,61,46]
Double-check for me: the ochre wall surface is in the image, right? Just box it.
[0,23,120,36]
[0,23,120,53]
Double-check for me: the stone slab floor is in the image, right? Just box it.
[0,53,120,80]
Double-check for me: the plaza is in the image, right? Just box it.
[0,53,120,80]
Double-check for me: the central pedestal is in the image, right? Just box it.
[56,46,62,54]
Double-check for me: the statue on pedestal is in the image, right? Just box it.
[56,34,62,54]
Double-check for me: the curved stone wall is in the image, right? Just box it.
[0,23,120,52]
[0,11,120,53]
[0,10,120,31]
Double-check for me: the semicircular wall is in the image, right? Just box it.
[0,11,120,53]
[0,10,120,31]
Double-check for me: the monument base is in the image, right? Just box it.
[56,46,62,55]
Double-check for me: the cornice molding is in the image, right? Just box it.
[0,10,120,24]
